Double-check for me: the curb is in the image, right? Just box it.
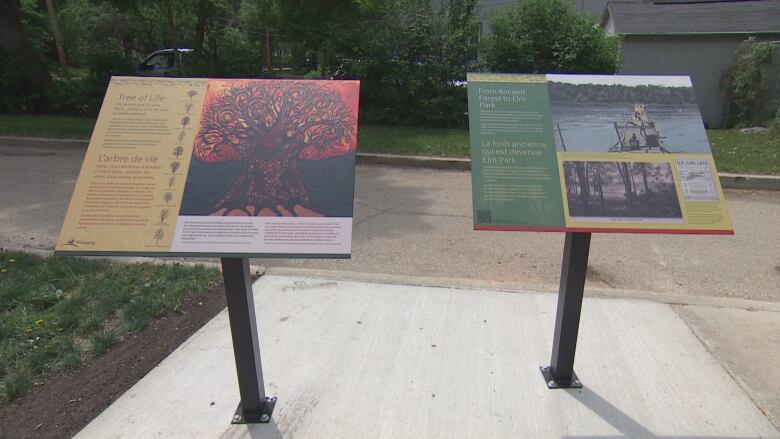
[356,152,471,171]
[0,136,88,150]
[3,136,778,191]
[718,173,780,191]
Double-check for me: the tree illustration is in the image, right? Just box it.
[184,102,193,114]
[193,81,356,215]
[163,192,173,205]
[187,90,197,101]
[167,175,176,189]
[178,131,186,144]
[181,116,191,129]
[170,161,181,174]
[173,145,184,158]
[154,228,164,246]
[159,208,170,224]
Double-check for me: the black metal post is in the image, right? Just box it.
[221,257,276,423]
[540,232,591,389]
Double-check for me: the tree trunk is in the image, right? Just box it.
[596,166,605,213]
[0,0,52,109]
[163,0,176,49]
[575,162,590,214]
[265,25,272,70]
[216,153,312,216]
[617,162,634,212]
[194,0,208,57]
[44,0,67,78]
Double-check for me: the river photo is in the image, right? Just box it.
[548,75,712,154]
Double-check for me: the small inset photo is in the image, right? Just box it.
[562,161,683,222]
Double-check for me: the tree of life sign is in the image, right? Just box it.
[56,77,360,424]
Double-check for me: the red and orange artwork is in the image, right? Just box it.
[193,80,359,217]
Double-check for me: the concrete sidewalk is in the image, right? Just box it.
[75,275,779,438]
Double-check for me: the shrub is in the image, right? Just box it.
[482,0,621,74]
[722,37,778,127]
[340,0,478,128]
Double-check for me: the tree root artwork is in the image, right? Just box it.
[193,80,357,216]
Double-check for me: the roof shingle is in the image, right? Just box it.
[604,0,780,35]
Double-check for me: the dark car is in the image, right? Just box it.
[137,48,194,77]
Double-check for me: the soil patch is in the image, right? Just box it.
[0,280,234,439]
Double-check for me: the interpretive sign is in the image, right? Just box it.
[56,77,360,257]
[467,73,733,234]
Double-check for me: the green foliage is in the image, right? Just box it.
[722,37,778,127]
[267,0,370,72]
[212,26,262,77]
[341,0,479,127]
[0,49,48,113]
[482,0,620,74]
[19,0,52,57]
[90,330,119,355]
[0,250,220,401]
[2,370,32,401]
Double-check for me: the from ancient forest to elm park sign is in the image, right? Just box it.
[467,73,733,235]
[55,77,361,258]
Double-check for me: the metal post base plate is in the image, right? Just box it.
[540,366,582,389]
[231,397,277,424]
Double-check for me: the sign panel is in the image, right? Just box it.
[467,73,733,234]
[56,77,360,257]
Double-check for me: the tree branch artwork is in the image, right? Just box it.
[154,228,164,246]
[192,80,357,216]
[159,208,170,224]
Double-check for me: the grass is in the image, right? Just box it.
[0,250,220,401]
[358,125,470,157]
[0,115,777,175]
[0,115,96,139]
[708,128,780,175]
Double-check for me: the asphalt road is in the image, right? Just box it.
[1,143,778,302]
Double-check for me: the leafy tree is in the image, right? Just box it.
[482,0,620,74]
[264,0,370,72]
[340,0,479,127]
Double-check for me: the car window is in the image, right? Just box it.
[146,53,173,70]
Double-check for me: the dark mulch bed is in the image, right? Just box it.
[0,281,232,439]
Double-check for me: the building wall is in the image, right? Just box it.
[618,34,780,128]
